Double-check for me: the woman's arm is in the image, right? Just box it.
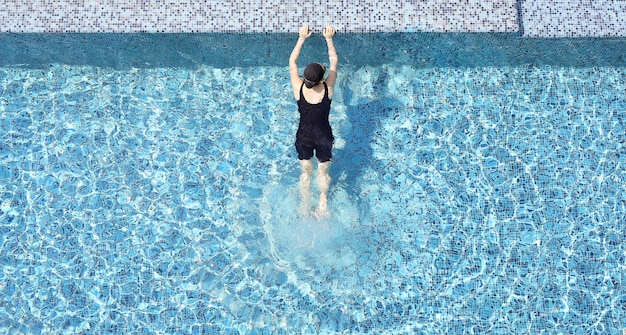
[289,24,311,100]
[322,25,338,99]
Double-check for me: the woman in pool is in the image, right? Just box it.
[289,24,337,218]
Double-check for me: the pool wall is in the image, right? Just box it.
[0,0,624,37]
[2,32,625,71]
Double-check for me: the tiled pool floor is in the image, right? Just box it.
[1,33,625,334]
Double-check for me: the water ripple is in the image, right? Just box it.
[0,62,625,334]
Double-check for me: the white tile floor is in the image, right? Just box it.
[520,0,626,37]
[1,0,623,37]
[0,0,518,33]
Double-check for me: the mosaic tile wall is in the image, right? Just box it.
[520,0,626,37]
[0,0,518,33]
[1,1,625,36]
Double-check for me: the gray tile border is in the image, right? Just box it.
[3,1,623,37]
[0,0,518,33]
[520,0,626,37]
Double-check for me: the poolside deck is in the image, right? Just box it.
[0,0,624,37]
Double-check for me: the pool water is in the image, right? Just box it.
[1,33,626,334]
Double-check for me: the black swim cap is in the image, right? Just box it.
[304,63,325,88]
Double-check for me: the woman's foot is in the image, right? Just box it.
[315,194,329,219]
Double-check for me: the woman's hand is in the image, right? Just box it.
[299,24,312,39]
[323,25,335,39]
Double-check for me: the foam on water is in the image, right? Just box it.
[261,180,361,273]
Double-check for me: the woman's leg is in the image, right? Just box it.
[316,161,331,217]
[299,159,313,215]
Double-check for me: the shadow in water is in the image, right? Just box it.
[2,33,625,69]
[332,71,403,220]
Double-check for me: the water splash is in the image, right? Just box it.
[261,180,362,275]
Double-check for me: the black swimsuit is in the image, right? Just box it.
[295,82,334,162]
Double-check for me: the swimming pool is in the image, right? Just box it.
[1,33,625,334]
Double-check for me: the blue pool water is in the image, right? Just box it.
[1,33,626,334]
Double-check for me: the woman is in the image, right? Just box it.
[289,24,338,217]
